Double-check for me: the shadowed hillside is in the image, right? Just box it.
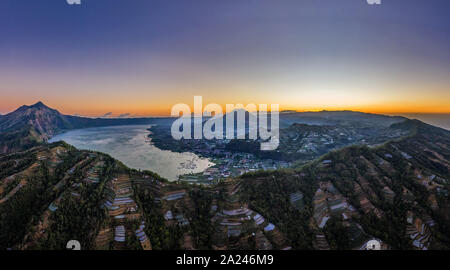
[0,102,449,250]
[235,120,450,249]
[0,117,448,250]
[0,102,173,154]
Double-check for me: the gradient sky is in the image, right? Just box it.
[1,0,449,116]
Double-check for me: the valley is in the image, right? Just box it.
[0,102,449,250]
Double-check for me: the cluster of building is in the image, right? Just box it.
[36,146,67,167]
[406,211,434,250]
[289,191,304,210]
[163,190,186,201]
[84,161,104,184]
[313,181,356,229]
[97,174,152,250]
[161,189,191,228]
[181,153,290,184]
[114,225,126,243]
[280,127,361,155]
[135,221,151,250]
[104,176,138,217]
[209,200,291,250]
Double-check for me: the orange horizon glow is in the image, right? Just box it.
[2,1,450,120]
[1,99,449,118]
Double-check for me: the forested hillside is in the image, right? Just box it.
[1,119,449,250]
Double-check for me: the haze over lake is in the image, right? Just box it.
[397,114,450,131]
[49,125,214,181]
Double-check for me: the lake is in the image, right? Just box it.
[396,114,450,130]
[48,125,214,181]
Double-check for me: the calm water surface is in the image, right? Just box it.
[395,114,450,130]
[49,125,214,181]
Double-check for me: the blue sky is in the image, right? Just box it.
[1,0,449,115]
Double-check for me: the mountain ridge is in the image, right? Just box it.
[0,101,448,250]
[0,102,173,153]
[0,117,448,250]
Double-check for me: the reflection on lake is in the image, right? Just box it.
[49,125,214,181]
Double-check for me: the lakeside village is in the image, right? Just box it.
[176,139,291,185]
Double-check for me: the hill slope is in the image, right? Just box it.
[0,102,173,154]
[0,102,74,139]
[236,120,450,249]
[0,119,448,250]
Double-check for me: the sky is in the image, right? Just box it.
[0,0,449,117]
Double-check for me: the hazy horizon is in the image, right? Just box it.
[1,101,449,130]
[1,101,450,119]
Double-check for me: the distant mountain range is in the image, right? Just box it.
[0,101,444,157]
[0,102,408,134]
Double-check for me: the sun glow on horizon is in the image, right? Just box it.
[1,98,449,118]
[1,1,449,118]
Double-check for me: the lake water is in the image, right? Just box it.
[49,125,214,181]
[394,114,450,130]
